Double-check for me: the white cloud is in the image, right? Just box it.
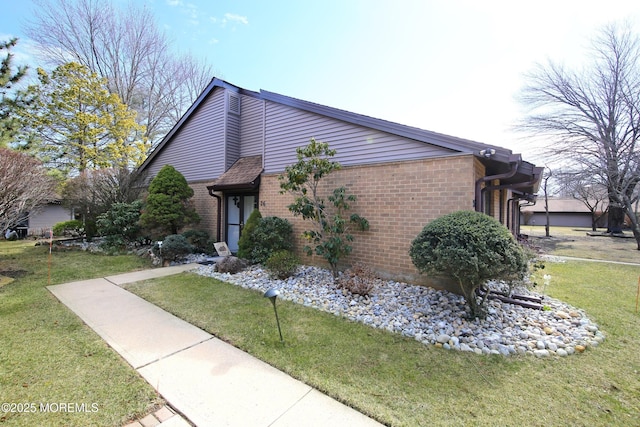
[166,0,183,6]
[223,13,248,25]
[208,38,219,45]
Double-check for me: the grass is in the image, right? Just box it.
[0,240,162,426]
[124,247,640,426]
[2,228,640,426]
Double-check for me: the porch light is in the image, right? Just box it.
[264,288,284,343]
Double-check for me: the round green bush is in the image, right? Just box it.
[251,216,293,264]
[152,234,194,261]
[409,210,527,318]
[265,250,300,279]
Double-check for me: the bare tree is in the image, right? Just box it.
[555,170,609,231]
[25,0,214,143]
[518,22,640,249]
[0,148,57,233]
[61,167,147,236]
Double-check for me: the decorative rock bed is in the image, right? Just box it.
[194,260,604,357]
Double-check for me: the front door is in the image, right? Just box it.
[226,193,258,253]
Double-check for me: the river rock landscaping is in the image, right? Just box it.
[194,259,604,358]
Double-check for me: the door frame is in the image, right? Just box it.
[225,192,259,253]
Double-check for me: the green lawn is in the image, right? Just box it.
[2,233,640,426]
[125,261,640,426]
[0,241,161,427]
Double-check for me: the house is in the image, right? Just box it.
[138,78,542,285]
[520,198,608,229]
[11,201,74,238]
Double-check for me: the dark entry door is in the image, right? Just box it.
[226,193,258,253]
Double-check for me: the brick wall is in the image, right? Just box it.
[188,180,220,238]
[258,154,478,288]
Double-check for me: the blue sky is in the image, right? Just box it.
[3,0,640,163]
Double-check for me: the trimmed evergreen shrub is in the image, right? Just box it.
[251,216,293,264]
[140,165,200,238]
[182,229,216,255]
[152,234,194,262]
[237,209,262,260]
[265,250,300,280]
[52,220,84,236]
[409,210,528,318]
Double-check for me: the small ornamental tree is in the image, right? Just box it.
[409,210,528,318]
[140,165,199,238]
[279,138,369,277]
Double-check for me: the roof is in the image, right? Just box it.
[521,198,607,213]
[138,78,540,197]
[139,77,518,172]
[210,155,263,191]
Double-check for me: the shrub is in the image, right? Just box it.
[237,209,262,260]
[265,250,300,280]
[140,165,200,238]
[182,229,216,255]
[52,220,84,237]
[251,216,293,264]
[96,200,143,249]
[337,263,379,297]
[152,234,194,262]
[215,256,248,274]
[409,210,528,318]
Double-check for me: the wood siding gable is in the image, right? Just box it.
[263,101,456,174]
[239,94,264,158]
[143,87,226,182]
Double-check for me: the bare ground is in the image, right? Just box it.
[523,229,640,264]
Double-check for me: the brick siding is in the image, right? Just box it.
[257,154,477,287]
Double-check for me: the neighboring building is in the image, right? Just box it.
[520,198,608,229]
[12,201,74,237]
[138,78,542,285]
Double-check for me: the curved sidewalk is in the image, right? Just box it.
[47,264,384,427]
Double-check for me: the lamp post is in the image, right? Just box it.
[263,288,283,343]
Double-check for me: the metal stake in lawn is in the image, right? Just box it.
[264,288,284,343]
[48,228,53,286]
[636,276,640,314]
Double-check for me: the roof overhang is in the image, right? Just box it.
[210,155,263,192]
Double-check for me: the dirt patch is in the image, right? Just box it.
[525,232,640,264]
[0,269,29,278]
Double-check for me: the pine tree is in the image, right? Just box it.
[0,38,28,147]
[16,62,148,177]
[140,165,200,238]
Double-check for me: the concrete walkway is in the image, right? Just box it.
[47,264,384,427]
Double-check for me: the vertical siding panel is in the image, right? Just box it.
[226,112,241,170]
[145,88,226,181]
[264,102,454,174]
[240,95,264,157]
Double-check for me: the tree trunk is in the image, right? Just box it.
[608,204,625,233]
[544,176,551,237]
[622,199,640,250]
